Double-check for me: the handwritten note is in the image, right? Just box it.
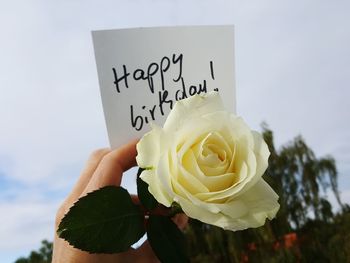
[92,26,236,149]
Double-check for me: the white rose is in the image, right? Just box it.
[136,92,279,231]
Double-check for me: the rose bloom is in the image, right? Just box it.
[136,92,279,231]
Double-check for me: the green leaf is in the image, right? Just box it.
[147,215,189,263]
[57,186,145,253]
[137,168,158,210]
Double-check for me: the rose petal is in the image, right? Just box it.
[163,91,225,132]
[219,179,280,230]
[231,131,270,196]
[177,178,279,231]
[155,153,179,206]
[173,180,221,214]
[136,124,162,169]
[252,131,270,177]
[183,150,234,192]
[140,169,172,207]
[195,162,248,202]
[177,164,209,194]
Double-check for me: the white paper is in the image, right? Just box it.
[92,25,236,149]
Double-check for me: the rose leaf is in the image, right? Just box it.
[57,186,145,253]
[147,215,189,263]
[137,168,158,210]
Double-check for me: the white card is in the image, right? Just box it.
[92,25,236,149]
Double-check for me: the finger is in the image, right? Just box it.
[134,241,160,263]
[65,148,111,205]
[82,139,139,196]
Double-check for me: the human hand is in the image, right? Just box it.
[52,140,188,263]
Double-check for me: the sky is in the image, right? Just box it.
[0,0,349,262]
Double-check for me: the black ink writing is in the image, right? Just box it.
[112,65,130,93]
[114,56,217,131]
[112,54,183,94]
[210,61,215,80]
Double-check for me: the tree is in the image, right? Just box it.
[185,125,347,262]
[15,240,52,263]
[263,124,342,231]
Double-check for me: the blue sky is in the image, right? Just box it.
[1,0,349,262]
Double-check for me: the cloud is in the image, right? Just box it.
[0,0,349,258]
[0,1,109,188]
[0,0,348,190]
[0,198,58,250]
[233,1,350,193]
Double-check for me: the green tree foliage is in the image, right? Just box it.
[185,126,349,263]
[15,127,350,262]
[14,240,52,263]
